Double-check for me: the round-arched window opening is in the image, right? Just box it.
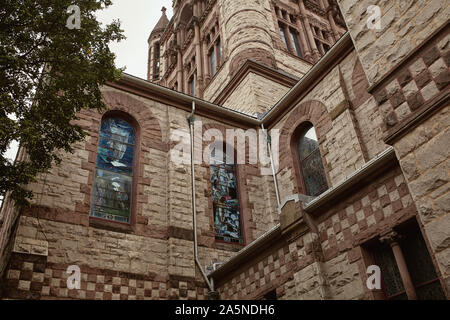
[90,117,136,223]
[298,125,328,197]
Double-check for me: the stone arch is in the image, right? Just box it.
[78,90,167,227]
[229,47,276,76]
[101,90,165,152]
[279,100,332,194]
[178,2,193,26]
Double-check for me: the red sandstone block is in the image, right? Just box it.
[348,247,361,263]
[348,213,357,225]
[363,206,373,217]
[374,209,384,223]
[392,200,403,213]
[333,222,341,233]
[358,219,368,231]
[380,194,390,208]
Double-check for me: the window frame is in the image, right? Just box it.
[208,141,246,246]
[291,122,328,196]
[89,111,140,230]
[362,218,447,300]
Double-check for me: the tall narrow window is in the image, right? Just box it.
[90,117,136,223]
[189,75,195,96]
[210,145,242,244]
[298,125,328,196]
[210,48,216,77]
[153,42,160,80]
[279,25,288,51]
[290,28,303,58]
[216,38,222,64]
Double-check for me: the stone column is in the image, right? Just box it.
[147,46,152,81]
[177,49,183,92]
[298,0,320,61]
[380,230,418,300]
[202,37,211,83]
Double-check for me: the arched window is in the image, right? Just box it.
[209,144,242,244]
[90,117,136,223]
[297,124,328,196]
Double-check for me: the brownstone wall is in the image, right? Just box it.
[216,164,439,300]
[1,86,280,300]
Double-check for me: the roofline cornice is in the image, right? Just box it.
[108,32,353,130]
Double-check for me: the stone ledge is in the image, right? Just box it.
[13,236,48,257]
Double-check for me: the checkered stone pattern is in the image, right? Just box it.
[2,253,46,299]
[40,263,168,300]
[219,240,304,300]
[375,34,450,130]
[317,167,415,260]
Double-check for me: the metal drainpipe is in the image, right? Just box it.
[261,124,281,208]
[187,101,215,294]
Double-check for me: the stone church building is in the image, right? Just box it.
[0,0,449,300]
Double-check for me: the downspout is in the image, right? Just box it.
[261,124,281,208]
[187,101,215,295]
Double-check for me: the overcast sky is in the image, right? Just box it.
[3,0,173,163]
[96,0,173,79]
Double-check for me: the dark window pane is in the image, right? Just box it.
[298,126,319,161]
[298,125,327,196]
[399,223,446,299]
[290,29,302,58]
[416,281,446,300]
[301,149,328,196]
[373,244,405,298]
[210,49,216,76]
[400,227,438,285]
[279,25,288,51]
[189,76,195,96]
[217,39,222,63]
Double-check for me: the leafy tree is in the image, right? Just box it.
[0,0,125,206]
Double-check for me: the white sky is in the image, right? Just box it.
[96,0,173,79]
[3,0,173,163]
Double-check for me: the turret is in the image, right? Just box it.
[147,7,169,81]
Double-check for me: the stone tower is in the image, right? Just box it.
[148,0,346,114]
[147,7,169,82]
[1,0,448,301]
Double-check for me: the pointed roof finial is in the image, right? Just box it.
[150,6,170,38]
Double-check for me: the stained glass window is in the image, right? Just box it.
[399,223,446,300]
[373,222,446,300]
[373,243,407,300]
[90,117,135,223]
[210,146,242,244]
[298,125,328,196]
